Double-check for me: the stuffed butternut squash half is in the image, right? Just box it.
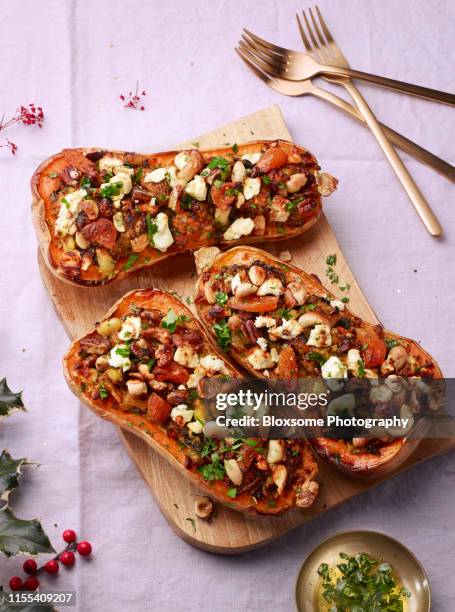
[63,289,319,514]
[194,247,443,477]
[32,140,337,286]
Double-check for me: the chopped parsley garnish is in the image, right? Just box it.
[185,517,196,532]
[385,339,399,349]
[227,487,237,498]
[161,309,189,333]
[285,196,304,212]
[229,439,243,451]
[189,389,199,402]
[115,345,131,358]
[215,292,228,307]
[307,352,326,366]
[326,266,339,284]
[225,187,238,196]
[180,193,192,210]
[318,552,410,611]
[123,254,139,271]
[200,438,217,458]
[100,182,122,199]
[208,156,229,171]
[326,254,337,266]
[80,176,92,189]
[242,439,258,447]
[208,156,230,180]
[146,213,158,245]
[195,416,205,428]
[276,308,293,320]
[198,454,225,481]
[99,385,109,400]
[232,143,239,154]
[134,167,143,183]
[213,319,231,350]
[341,296,350,303]
[147,358,156,371]
[357,359,366,377]
[262,175,271,185]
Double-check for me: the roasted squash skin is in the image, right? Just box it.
[32,140,337,287]
[194,246,443,477]
[63,288,319,514]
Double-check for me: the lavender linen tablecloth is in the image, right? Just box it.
[1,1,454,610]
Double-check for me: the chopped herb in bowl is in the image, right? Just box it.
[317,552,410,611]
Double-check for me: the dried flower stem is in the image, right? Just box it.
[120,82,147,111]
[0,104,44,155]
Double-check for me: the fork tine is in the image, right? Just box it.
[308,7,331,59]
[301,10,324,63]
[243,29,290,59]
[295,13,313,53]
[241,34,288,70]
[235,47,278,85]
[238,40,283,77]
[315,5,341,61]
[240,38,282,66]
[315,5,335,45]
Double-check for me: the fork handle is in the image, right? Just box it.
[343,80,442,236]
[310,85,455,183]
[321,66,455,106]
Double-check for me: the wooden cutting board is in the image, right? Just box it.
[37,105,455,554]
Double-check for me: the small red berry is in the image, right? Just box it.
[23,558,38,574]
[60,551,76,567]
[24,576,39,591]
[44,560,59,575]
[77,541,92,557]
[62,529,77,543]
[9,576,22,591]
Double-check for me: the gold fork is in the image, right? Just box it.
[239,21,442,237]
[241,28,455,106]
[235,46,455,183]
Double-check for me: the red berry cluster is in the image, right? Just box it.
[120,81,146,111]
[8,530,92,592]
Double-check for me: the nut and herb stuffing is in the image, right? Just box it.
[195,247,442,475]
[33,140,337,285]
[64,289,319,514]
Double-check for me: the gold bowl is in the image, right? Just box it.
[295,530,430,611]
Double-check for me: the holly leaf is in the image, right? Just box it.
[0,451,30,502]
[0,507,55,557]
[0,379,26,419]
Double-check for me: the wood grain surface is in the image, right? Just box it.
[37,105,455,554]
